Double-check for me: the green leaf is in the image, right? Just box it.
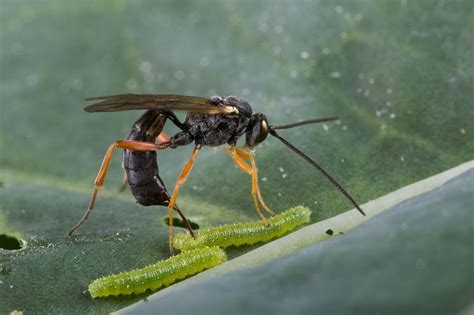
[0,1,472,314]
[120,167,474,315]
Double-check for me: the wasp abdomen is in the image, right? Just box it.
[124,110,170,207]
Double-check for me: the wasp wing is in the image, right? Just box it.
[84,94,237,115]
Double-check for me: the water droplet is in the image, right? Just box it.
[300,51,309,59]
[400,156,405,162]
[261,177,267,182]
[278,167,284,173]
[200,57,210,67]
[342,125,348,131]
[282,173,287,178]
[358,73,365,79]
[460,128,466,135]
[126,78,138,91]
[386,88,393,94]
[174,70,185,81]
[329,72,341,78]
[335,5,344,14]
[368,78,375,85]
[72,79,83,91]
[323,124,329,131]
[390,113,396,119]
[139,61,152,73]
[363,89,370,97]
[278,192,282,197]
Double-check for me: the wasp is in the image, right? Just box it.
[68,94,365,253]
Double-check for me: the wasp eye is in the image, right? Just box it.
[246,114,269,147]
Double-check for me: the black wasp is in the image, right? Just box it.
[68,94,365,253]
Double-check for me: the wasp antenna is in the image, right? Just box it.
[268,129,365,216]
[270,117,339,130]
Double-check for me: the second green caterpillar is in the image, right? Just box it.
[173,206,311,251]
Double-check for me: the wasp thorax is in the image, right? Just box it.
[246,113,269,147]
[223,96,253,117]
[209,95,223,105]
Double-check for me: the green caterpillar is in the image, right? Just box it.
[173,206,311,251]
[89,246,226,298]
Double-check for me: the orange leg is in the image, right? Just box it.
[167,146,201,254]
[233,147,275,216]
[68,140,169,236]
[228,146,275,224]
[156,132,170,144]
[248,155,276,217]
[118,132,171,192]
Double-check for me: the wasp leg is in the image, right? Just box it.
[232,147,275,216]
[239,149,276,217]
[156,131,170,144]
[116,131,168,192]
[167,146,201,254]
[156,131,197,239]
[227,147,274,224]
[163,110,188,131]
[68,140,170,236]
[172,204,195,238]
[118,170,128,192]
[118,130,166,191]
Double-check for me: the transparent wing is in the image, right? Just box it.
[84,94,237,114]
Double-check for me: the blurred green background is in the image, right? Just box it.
[0,0,472,313]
